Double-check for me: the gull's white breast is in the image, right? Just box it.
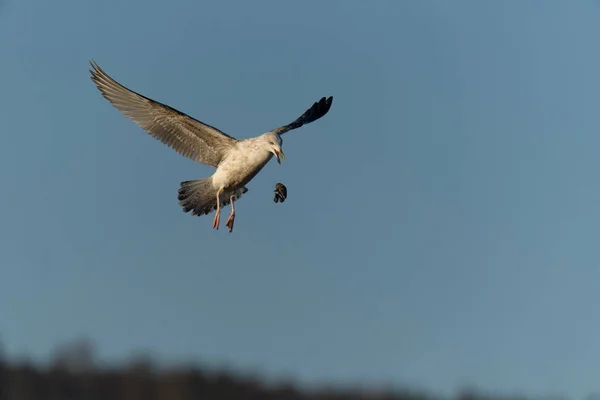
[211,139,274,191]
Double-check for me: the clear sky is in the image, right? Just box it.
[2,0,600,397]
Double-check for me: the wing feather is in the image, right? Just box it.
[269,96,333,136]
[89,60,238,167]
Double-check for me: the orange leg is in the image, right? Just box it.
[212,190,222,230]
[225,194,236,233]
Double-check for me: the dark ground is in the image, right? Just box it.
[0,339,533,400]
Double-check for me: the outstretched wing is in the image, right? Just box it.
[89,60,238,167]
[268,96,333,136]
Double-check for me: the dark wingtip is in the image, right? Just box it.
[303,95,333,124]
[318,96,333,114]
[321,96,333,115]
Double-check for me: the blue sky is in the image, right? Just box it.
[2,0,600,397]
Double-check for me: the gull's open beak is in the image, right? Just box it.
[275,149,285,164]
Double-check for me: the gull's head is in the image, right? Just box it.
[261,132,285,164]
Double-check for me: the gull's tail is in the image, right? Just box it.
[177,178,248,217]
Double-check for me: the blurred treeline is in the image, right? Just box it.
[0,339,533,400]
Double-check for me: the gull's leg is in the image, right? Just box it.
[225,194,236,233]
[213,190,222,230]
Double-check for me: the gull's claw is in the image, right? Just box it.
[213,211,220,230]
[226,214,235,233]
[226,193,236,232]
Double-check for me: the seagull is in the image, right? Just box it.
[89,60,333,232]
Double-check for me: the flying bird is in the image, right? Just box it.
[89,60,333,232]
